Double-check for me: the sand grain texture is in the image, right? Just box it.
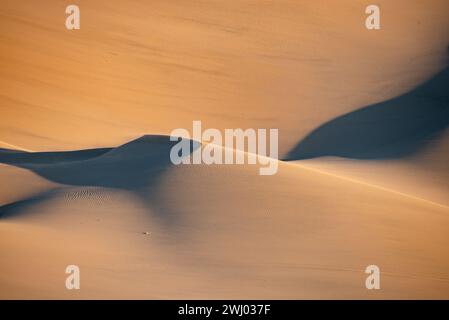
[1,0,449,299]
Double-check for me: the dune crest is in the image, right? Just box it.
[1,0,449,299]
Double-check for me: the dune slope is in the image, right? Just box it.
[1,0,449,299]
[1,137,449,298]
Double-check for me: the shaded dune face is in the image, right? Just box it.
[1,0,449,299]
[0,135,183,190]
[285,62,449,160]
[0,135,198,225]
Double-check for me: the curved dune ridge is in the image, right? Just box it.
[285,64,449,161]
[1,135,449,299]
[1,0,449,298]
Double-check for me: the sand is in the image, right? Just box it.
[0,0,448,299]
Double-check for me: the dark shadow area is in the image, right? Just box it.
[0,147,112,164]
[0,189,59,219]
[284,64,449,160]
[0,135,199,225]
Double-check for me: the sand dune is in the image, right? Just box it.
[1,0,449,153]
[1,0,449,299]
[1,137,449,298]
[285,61,449,206]
[285,64,449,161]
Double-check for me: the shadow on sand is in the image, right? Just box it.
[0,135,198,225]
[284,64,449,160]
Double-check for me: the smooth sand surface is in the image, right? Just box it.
[1,0,449,298]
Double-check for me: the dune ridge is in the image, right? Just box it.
[1,0,449,299]
[1,134,448,210]
[1,136,449,298]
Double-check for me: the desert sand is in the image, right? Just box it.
[0,0,448,299]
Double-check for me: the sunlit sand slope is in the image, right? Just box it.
[1,0,448,154]
[1,0,449,299]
